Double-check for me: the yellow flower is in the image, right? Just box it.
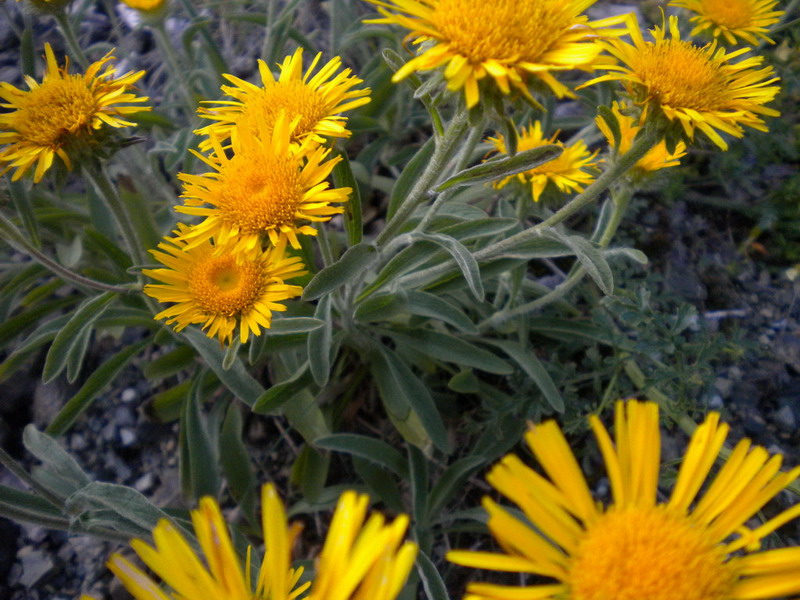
[195,48,370,151]
[178,113,350,251]
[487,121,599,202]
[143,226,306,345]
[669,0,784,46]
[448,400,800,600]
[0,44,149,182]
[103,484,417,600]
[596,101,687,172]
[363,0,629,108]
[584,15,780,151]
[119,0,166,13]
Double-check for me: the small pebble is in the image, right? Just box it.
[119,428,137,447]
[133,472,155,493]
[18,548,55,588]
[774,405,796,430]
[121,388,138,403]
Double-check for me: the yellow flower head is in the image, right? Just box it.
[584,15,780,151]
[448,400,800,600]
[178,112,351,251]
[105,484,418,600]
[119,0,166,13]
[596,101,687,173]
[669,0,784,45]
[0,44,149,182]
[487,121,599,202]
[195,48,371,151]
[363,0,630,108]
[143,226,306,345]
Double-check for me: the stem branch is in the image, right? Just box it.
[375,109,470,246]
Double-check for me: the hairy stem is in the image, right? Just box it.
[375,109,470,246]
[398,127,660,291]
[0,212,135,294]
[82,162,147,269]
[53,10,89,69]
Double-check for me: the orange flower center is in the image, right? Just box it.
[698,0,758,28]
[569,505,735,600]
[13,74,97,146]
[215,151,304,234]
[188,254,263,316]
[430,0,579,64]
[237,80,328,141]
[633,39,727,111]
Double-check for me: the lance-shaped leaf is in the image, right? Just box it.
[182,328,265,406]
[544,230,614,295]
[406,291,477,333]
[252,362,314,415]
[483,339,565,413]
[436,145,562,191]
[308,295,333,386]
[332,152,363,246]
[302,242,377,301]
[411,233,483,301]
[316,433,408,478]
[389,329,512,375]
[269,317,325,334]
[23,425,90,499]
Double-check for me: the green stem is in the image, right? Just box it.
[125,145,178,208]
[0,212,135,294]
[398,126,660,290]
[261,0,277,64]
[415,116,486,233]
[479,267,585,330]
[375,109,471,246]
[151,21,196,110]
[82,162,147,269]
[316,226,335,268]
[478,180,636,329]
[53,10,89,69]
[597,182,634,249]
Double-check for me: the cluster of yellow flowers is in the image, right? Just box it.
[142,49,371,346]
[84,401,800,600]
[367,0,781,201]
[87,484,418,600]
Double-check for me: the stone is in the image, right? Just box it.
[121,388,138,403]
[119,428,136,447]
[133,472,155,493]
[18,548,55,587]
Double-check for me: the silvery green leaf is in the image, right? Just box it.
[436,145,562,191]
